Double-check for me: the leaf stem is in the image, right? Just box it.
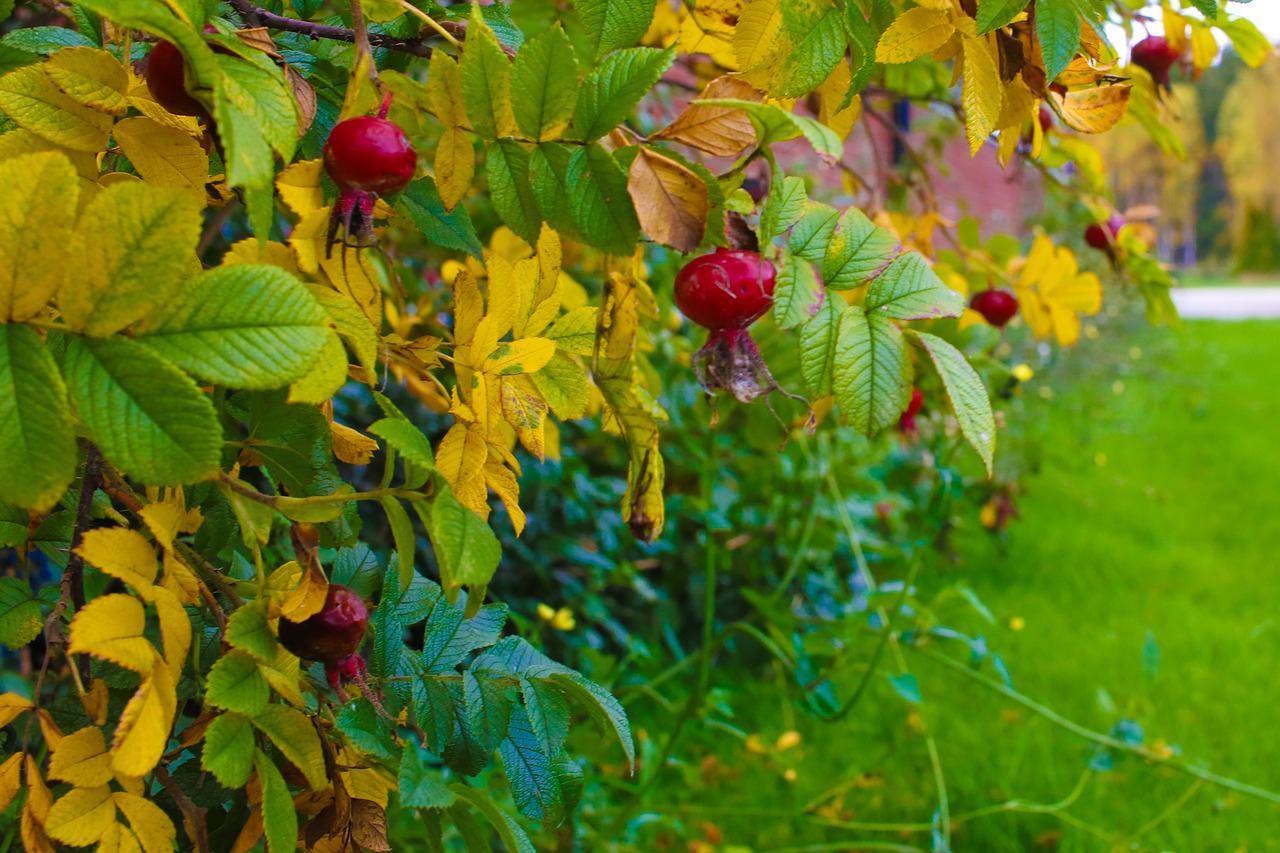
[396,0,462,49]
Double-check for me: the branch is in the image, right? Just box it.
[226,0,437,58]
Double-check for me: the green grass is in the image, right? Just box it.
[1174,269,1280,288]
[640,317,1280,852]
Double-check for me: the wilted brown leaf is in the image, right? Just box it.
[627,147,709,253]
[349,799,391,852]
[651,75,760,156]
[285,67,316,138]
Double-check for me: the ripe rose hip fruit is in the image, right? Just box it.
[674,248,776,331]
[970,289,1019,328]
[323,99,417,256]
[277,584,368,667]
[899,387,925,435]
[1131,36,1181,89]
[146,40,207,119]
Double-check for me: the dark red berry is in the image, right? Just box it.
[146,41,207,119]
[277,584,369,667]
[674,248,776,331]
[323,116,417,196]
[1038,105,1054,134]
[1131,36,1181,88]
[1084,223,1111,251]
[899,387,924,434]
[970,289,1019,328]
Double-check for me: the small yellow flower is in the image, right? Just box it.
[783,768,798,782]
[775,731,802,752]
[536,604,576,631]
[1011,364,1035,382]
[980,501,999,529]
[1009,616,1026,631]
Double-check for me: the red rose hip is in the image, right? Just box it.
[146,40,207,119]
[1131,36,1181,89]
[970,289,1019,328]
[674,248,776,331]
[277,584,368,667]
[323,116,418,196]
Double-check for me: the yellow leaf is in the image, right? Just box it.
[1050,83,1130,134]
[288,330,349,405]
[1188,20,1218,71]
[453,270,485,347]
[435,421,489,499]
[276,158,325,217]
[817,60,859,141]
[486,337,558,375]
[677,0,741,68]
[0,692,33,728]
[627,146,709,253]
[278,557,329,623]
[500,380,548,461]
[0,64,113,152]
[48,726,113,788]
[0,151,78,322]
[223,237,301,274]
[152,587,192,682]
[37,709,63,750]
[97,821,145,853]
[426,50,467,128]
[21,755,56,853]
[75,527,159,597]
[734,0,783,72]
[258,644,305,708]
[110,662,177,778]
[160,549,202,605]
[485,253,523,341]
[138,490,202,551]
[1162,5,1188,53]
[81,679,110,726]
[0,753,23,814]
[435,126,475,212]
[44,785,116,847]
[331,420,379,464]
[289,205,330,274]
[44,47,127,115]
[68,594,157,674]
[876,8,955,64]
[535,226,561,305]
[112,793,176,853]
[484,459,525,535]
[652,75,760,157]
[321,246,383,328]
[124,68,201,137]
[961,35,1004,155]
[112,116,208,200]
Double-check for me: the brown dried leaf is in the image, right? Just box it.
[627,147,709,253]
[233,27,281,59]
[286,66,317,138]
[349,799,391,852]
[651,75,760,156]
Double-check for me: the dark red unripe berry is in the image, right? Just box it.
[970,289,1019,328]
[277,584,369,667]
[146,41,207,118]
[323,116,418,196]
[1131,36,1181,88]
[674,248,776,331]
[1038,106,1054,134]
[1084,223,1111,251]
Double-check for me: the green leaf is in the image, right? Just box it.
[202,713,255,788]
[511,26,578,141]
[286,330,347,406]
[63,336,221,486]
[212,50,298,237]
[571,46,674,141]
[833,305,911,435]
[411,488,501,601]
[519,677,570,757]
[909,331,996,473]
[1035,0,1081,84]
[449,786,537,853]
[565,142,640,256]
[697,98,843,161]
[400,741,457,809]
[255,749,298,853]
[531,352,591,420]
[465,671,515,752]
[888,672,923,704]
[225,599,277,662]
[381,497,417,594]
[544,306,599,356]
[205,650,270,716]
[1186,0,1217,17]
[369,418,436,489]
[485,140,543,245]
[576,0,655,58]
[480,2,525,51]
[798,295,841,398]
[251,704,328,790]
[138,264,328,389]
[528,143,576,233]
[760,176,807,245]
[308,285,378,376]
[773,0,847,99]
[843,1,878,98]
[773,253,824,331]
[544,671,634,765]
[0,503,28,549]
[0,577,41,648]
[821,208,899,290]
[498,706,566,824]
[0,152,79,323]
[0,324,75,511]
[864,252,964,320]
[396,178,484,260]
[789,203,841,262]
[60,181,202,337]
[976,0,1031,34]
[460,6,514,140]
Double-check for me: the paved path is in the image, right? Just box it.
[1171,287,1280,319]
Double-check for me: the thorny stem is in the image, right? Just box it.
[217,472,429,506]
[225,0,438,57]
[348,0,376,80]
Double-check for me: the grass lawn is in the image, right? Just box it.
[644,316,1280,852]
[1174,270,1280,288]
[904,316,1280,850]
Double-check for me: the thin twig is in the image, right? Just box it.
[225,0,436,57]
[60,444,102,684]
[156,765,210,853]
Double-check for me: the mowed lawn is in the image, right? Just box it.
[910,317,1280,851]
